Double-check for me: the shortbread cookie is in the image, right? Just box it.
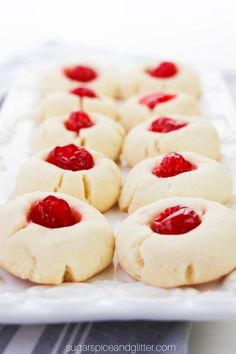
[17,144,122,212]
[39,87,119,121]
[122,115,220,167]
[41,63,118,98]
[120,152,232,213]
[119,61,201,99]
[119,91,202,131]
[116,197,236,288]
[33,111,125,161]
[0,192,115,284]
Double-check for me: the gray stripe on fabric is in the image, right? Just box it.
[56,324,77,354]
[3,325,46,354]
[71,323,89,347]
[31,324,66,354]
[60,323,81,354]
[83,321,190,354]
[0,326,19,353]
[78,323,93,346]
[50,324,70,354]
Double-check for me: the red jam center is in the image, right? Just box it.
[64,111,94,134]
[28,195,80,228]
[139,92,176,110]
[152,152,196,178]
[63,65,97,82]
[146,62,178,78]
[46,144,94,171]
[149,117,187,133]
[151,205,201,235]
[70,87,97,98]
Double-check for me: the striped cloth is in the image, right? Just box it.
[0,322,191,354]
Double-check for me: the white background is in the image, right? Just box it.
[0,0,236,70]
[0,0,236,353]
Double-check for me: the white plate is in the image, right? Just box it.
[0,44,236,324]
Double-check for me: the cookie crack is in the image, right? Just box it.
[185,263,194,283]
[144,145,149,159]
[135,248,144,269]
[79,135,87,147]
[155,139,160,154]
[145,137,160,159]
[28,252,37,280]
[120,181,138,212]
[9,223,28,237]
[131,232,152,279]
[0,223,28,249]
[63,265,74,282]
[82,174,91,203]
[54,173,65,192]
[127,184,143,213]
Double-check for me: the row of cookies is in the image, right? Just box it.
[0,61,235,289]
[0,62,122,284]
[36,62,219,167]
[16,144,232,214]
[38,62,236,288]
[16,59,224,213]
[115,62,236,287]
[41,61,201,99]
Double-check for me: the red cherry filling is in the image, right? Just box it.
[46,144,94,171]
[64,111,94,134]
[146,62,178,78]
[149,117,187,133]
[152,152,196,178]
[70,87,97,98]
[63,65,97,82]
[151,205,201,235]
[139,92,176,110]
[28,195,80,228]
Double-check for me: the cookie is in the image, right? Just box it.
[41,62,118,98]
[116,197,236,287]
[120,152,232,213]
[33,110,125,161]
[39,88,119,122]
[17,144,122,212]
[122,114,220,167]
[0,192,115,284]
[119,91,202,131]
[119,61,201,99]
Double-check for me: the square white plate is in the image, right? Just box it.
[0,44,236,324]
